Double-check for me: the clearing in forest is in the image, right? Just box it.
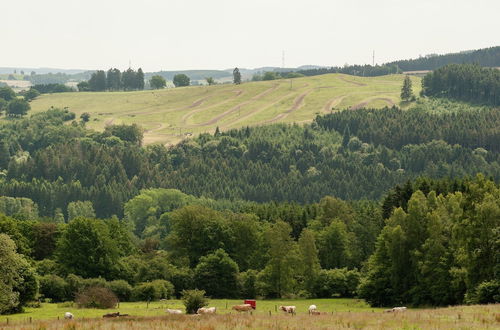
[30,74,421,145]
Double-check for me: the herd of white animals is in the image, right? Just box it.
[63,305,408,318]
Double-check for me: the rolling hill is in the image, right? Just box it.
[30,73,421,145]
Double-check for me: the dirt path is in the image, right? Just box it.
[181,90,244,125]
[188,84,280,127]
[323,95,347,113]
[261,89,314,124]
[144,122,165,133]
[339,76,367,87]
[105,118,115,126]
[350,97,395,110]
[221,92,296,129]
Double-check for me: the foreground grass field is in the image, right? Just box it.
[30,74,421,145]
[0,300,497,329]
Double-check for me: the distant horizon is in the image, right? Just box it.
[2,45,498,74]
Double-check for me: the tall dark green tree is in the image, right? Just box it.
[150,75,166,89]
[193,249,239,298]
[173,74,190,87]
[136,68,145,90]
[56,218,120,279]
[6,99,30,117]
[400,75,413,101]
[122,68,137,90]
[106,68,122,91]
[0,141,10,169]
[233,68,242,84]
[0,87,16,101]
[88,70,107,91]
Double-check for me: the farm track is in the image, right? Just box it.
[323,95,348,113]
[188,84,281,127]
[262,89,314,124]
[181,90,244,125]
[339,76,367,86]
[351,97,395,110]
[221,92,296,129]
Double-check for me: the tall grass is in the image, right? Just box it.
[0,302,497,329]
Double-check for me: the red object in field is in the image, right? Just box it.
[244,300,256,309]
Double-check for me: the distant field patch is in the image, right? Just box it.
[29,74,421,145]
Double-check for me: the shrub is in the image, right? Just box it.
[108,280,132,302]
[35,259,60,276]
[170,267,194,298]
[82,277,108,289]
[181,289,208,314]
[132,280,174,301]
[312,268,360,298]
[39,275,69,302]
[75,286,118,309]
[66,274,85,299]
[239,269,258,298]
[468,280,500,304]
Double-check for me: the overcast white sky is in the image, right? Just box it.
[3,0,499,72]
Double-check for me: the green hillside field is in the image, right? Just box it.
[30,74,421,145]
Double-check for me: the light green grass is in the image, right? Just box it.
[0,298,380,322]
[0,302,498,330]
[29,74,421,145]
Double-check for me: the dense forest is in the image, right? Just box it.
[387,46,500,71]
[281,64,401,78]
[422,64,500,106]
[0,174,498,313]
[282,46,500,78]
[1,99,500,218]
[0,71,499,313]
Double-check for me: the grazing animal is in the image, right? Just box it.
[308,304,317,314]
[64,312,74,319]
[102,312,128,318]
[279,305,296,314]
[166,309,183,314]
[385,307,407,313]
[197,307,216,314]
[311,310,322,315]
[232,304,253,312]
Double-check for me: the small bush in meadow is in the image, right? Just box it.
[75,286,118,309]
[181,289,208,314]
[108,280,132,302]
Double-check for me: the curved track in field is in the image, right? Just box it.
[221,92,296,129]
[188,84,281,127]
[339,76,367,86]
[181,90,244,125]
[350,97,395,110]
[261,89,314,124]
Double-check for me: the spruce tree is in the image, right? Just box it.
[400,75,413,101]
[233,68,241,85]
[0,141,10,169]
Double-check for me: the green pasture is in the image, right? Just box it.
[30,74,421,145]
[0,298,383,322]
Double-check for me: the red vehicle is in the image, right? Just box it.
[244,300,256,309]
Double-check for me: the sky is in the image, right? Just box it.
[3,0,500,72]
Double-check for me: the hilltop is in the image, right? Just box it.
[30,73,421,145]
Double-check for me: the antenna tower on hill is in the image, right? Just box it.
[282,50,285,68]
[372,50,375,66]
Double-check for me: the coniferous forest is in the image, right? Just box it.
[0,64,499,314]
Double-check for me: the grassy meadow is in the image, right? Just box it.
[30,74,421,145]
[0,300,497,329]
